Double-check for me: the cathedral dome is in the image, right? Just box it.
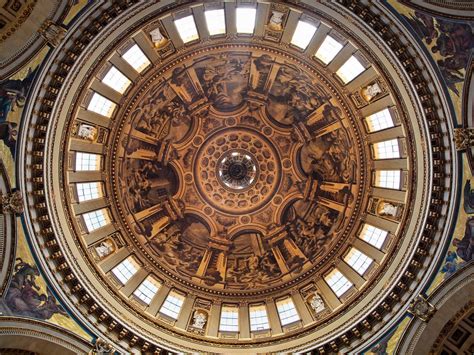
[18,1,456,353]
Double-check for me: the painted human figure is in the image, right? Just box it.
[452,217,474,262]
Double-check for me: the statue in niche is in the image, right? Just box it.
[309,292,326,313]
[379,202,398,217]
[149,27,168,49]
[77,123,97,141]
[268,11,284,31]
[192,311,208,329]
[94,240,115,259]
[361,82,382,102]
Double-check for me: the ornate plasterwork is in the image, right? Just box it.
[17,0,456,353]
[0,316,93,353]
[0,159,16,297]
[408,295,437,322]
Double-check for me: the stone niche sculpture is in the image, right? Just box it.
[379,202,398,217]
[94,239,115,260]
[149,27,169,49]
[309,292,326,313]
[361,82,382,102]
[268,11,285,31]
[192,310,208,329]
[76,123,98,141]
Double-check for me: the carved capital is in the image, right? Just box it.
[38,20,67,47]
[454,128,474,151]
[408,295,436,322]
[0,190,24,214]
[92,338,114,354]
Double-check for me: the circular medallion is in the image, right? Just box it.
[217,150,258,190]
[194,128,281,214]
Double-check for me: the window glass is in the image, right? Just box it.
[373,139,400,159]
[375,170,401,189]
[75,152,100,171]
[82,209,108,232]
[236,8,256,34]
[175,15,199,43]
[76,182,101,202]
[122,44,151,73]
[336,55,365,83]
[205,9,226,35]
[133,276,160,305]
[219,305,239,332]
[276,298,300,326]
[249,305,270,331]
[291,21,317,50]
[315,35,343,64]
[160,291,185,319]
[112,257,138,284]
[344,248,373,275]
[359,224,388,249]
[366,109,394,132]
[324,269,353,297]
[102,66,131,94]
[87,92,116,117]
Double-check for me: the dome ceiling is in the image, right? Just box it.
[109,45,363,295]
[18,1,456,353]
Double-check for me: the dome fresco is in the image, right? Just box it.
[0,1,471,354]
[109,45,363,295]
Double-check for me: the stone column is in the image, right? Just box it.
[98,247,130,274]
[206,302,222,338]
[291,291,313,325]
[239,303,251,339]
[175,295,196,330]
[148,284,171,316]
[266,298,283,335]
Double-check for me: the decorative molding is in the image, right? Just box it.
[0,316,93,353]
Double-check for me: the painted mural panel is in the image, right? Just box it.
[0,0,92,341]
